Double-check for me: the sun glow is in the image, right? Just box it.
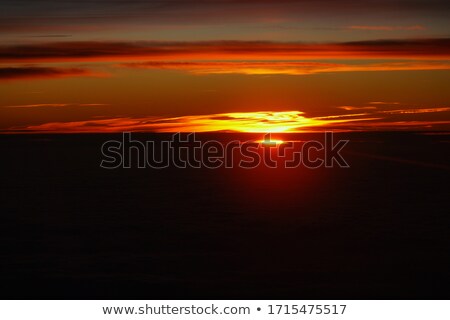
[257,138,285,145]
[6,110,374,133]
[153,111,335,133]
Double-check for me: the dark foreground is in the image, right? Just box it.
[0,132,449,299]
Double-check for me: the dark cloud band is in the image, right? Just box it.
[1,39,449,62]
[0,66,102,80]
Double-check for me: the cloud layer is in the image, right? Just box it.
[121,60,450,75]
[1,39,450,62]
[2,0,448,32]
[3,107,449,133]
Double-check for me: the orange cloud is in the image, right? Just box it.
[337,106,377,111]
[369,101,401,105]
[336,104,449,112]
[329,120,450,131]
[379,107,450,114]
[121,61,341,75]
[121,60,450,75]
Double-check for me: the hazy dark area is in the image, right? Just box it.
[0,132,449,299]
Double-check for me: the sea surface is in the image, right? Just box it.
[0,132,449,299]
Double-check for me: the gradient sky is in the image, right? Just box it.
[1,0,450,132]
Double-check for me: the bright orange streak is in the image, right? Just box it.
[152,111,352,133]
[3,111,371,133]
[121,61,450,75]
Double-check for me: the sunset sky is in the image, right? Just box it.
[1,0,450,133]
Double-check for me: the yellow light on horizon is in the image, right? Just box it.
[14,110,373,133]
[158,111,324,133]
[257,139,285,145]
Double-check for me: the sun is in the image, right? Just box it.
[257,137,285,146]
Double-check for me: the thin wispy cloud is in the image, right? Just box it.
[337,105,450,115]
[369,101,401,105]
[25,34,73,38]
[1,103,109,109]
[337,106,378,111]
[345,25,426,31]
[379,107,450,114]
